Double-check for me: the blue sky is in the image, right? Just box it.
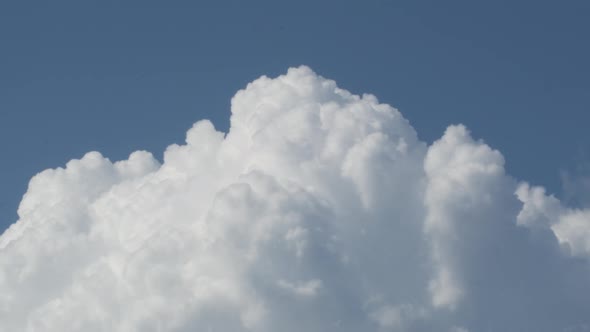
[1,0,589,231]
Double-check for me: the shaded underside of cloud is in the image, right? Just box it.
[1,66,589,331]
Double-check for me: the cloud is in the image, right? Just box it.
[1,66,590,331]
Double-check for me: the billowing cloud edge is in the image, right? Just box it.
[1,66,589,332]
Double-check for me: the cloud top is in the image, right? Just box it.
[1,66,590,331]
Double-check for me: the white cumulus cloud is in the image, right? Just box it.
[1,66,590,331]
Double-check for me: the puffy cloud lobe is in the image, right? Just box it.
[518,183,590,257]
[423,124,509,309]
[1,66,590,331]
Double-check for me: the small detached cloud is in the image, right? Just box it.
[1,66,590,331]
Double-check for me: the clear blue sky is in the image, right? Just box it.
[1,0,589,231]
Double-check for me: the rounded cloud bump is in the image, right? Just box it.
[1,66,589,331]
